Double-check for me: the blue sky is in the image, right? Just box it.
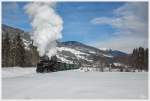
[2,2,148,53]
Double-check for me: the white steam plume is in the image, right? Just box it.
[24,2,63,58]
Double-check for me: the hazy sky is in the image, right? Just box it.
[2,2,148,53]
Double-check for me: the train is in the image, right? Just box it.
[36,55,79,73]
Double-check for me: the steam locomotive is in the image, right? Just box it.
[36,55,78,73]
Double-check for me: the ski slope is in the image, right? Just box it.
[2,67,148,99]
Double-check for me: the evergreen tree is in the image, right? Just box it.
[137,47,145,71]
[2,32,11,67]
[29,43,39,66]
[132,48,138,70]
[12,33,26,67]
[144,48,148,71]
[2,38,5,67]
[10,39,17,66]
[132,47,148,71]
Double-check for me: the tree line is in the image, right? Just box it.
[113,47,148,71]
[132,47,148,71]
[2,32,39,67]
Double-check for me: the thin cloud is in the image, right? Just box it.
[90,2,148,53]
[91,36,147,53]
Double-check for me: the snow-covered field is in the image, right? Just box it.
[2,67,148,99]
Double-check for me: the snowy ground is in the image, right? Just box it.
[2,67,148,99]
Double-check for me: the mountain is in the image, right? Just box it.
[56,41,113,64]
[99,48,127,57]
[2,24,128,66]
[109,50,128,57]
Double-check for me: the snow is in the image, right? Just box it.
[88,51,96,54]
[57,47,89,60]
[114,62,126,67]
[56,55,73,64]
[23,39,31,50]
[57,47,86,55]
[80,67,112,72]
[99,48,111,51]
[103,54,113,58]
[2,67,36,78]
[2,67,148,99]
[57,47,93,62]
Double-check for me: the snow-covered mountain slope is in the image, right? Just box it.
[56,41,113,64]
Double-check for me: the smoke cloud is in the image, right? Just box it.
[24,2,63,58]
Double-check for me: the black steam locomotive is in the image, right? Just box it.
[36,55,78,73]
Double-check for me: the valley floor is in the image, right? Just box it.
[2,67,148,99]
